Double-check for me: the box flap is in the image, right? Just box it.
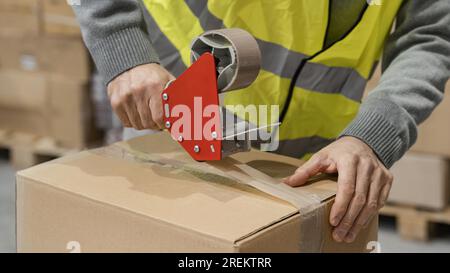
[18,132,337,243]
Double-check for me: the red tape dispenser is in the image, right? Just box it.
[162,29,261,161]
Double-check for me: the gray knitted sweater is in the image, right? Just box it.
[72,0,450,168]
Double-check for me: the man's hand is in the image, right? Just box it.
[107,63,176,130]
[284,136,393,243]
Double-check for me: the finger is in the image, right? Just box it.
[169,73,176,81]
[136,96,157,129]
[344,213,369,243]
[346,169,384,240]
[337,160,373,243]
[363,213,378,229]
[345,206,380,244]
[284,154,330,187]
[113,75,143,130]
[330,156,357,242]
[123,101,144,130]
[114,105,132,128]
[378,172,393,208]
[149,94,164,129]
[364,170,384,226]
[110,94,132,128]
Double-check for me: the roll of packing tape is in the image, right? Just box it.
[191,28,261,92]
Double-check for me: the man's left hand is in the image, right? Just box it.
[284,136,393,243]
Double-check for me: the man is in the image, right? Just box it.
[72,0,450,243]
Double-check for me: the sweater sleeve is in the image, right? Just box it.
[72,0,160,84]
[340,0,450,168]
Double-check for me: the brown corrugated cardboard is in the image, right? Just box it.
[48,75,95,148]
[0,109,49,136]
[17,132,378,253]
[0,71,48,111]
[0,13,40,38]
[0,73,95,148]
[389,152,450,210]
[41,0,82,37]
[0,36,91,81]
[0,0,40,37]
[0,0,37,13]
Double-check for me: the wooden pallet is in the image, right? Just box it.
[380,204,450,241]
[0,129,79,170]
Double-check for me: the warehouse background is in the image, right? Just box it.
[1,0,450,252]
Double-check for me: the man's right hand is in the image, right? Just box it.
[107,63,176,130]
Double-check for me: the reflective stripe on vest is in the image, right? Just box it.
[142,0,403,159]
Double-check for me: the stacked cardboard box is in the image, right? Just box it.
[41,0,82,38]
[0,0,96,149]
[0,0,40,37]
[366,67,450,210]
[389,152,450,210]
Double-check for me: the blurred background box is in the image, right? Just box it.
[41,0,82,38]
[389,152,450,210]
[0,0,40,37]
[0,0,98,151]
[0,36,91,81]
[0,71,48,111]
[0,109,49,136]
[0,0,38,12]
[48,75,97,149]
[0,74,96,149]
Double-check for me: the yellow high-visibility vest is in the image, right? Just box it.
[142,0,403,159]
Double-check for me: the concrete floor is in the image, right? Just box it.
[1,157,450,253]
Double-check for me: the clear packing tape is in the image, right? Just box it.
[93,136,338,252]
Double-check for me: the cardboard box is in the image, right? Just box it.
[0,0,38,13]
[0,13,40,38]
[48,75,95,148]
[0,108,49,135]
[0,0,40,37]
[0,72,95,148]
[389,152,450,210]
[0,71,48,111]
[0,36,91,81]
[41,0,82,37]
[16,132,378,253]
